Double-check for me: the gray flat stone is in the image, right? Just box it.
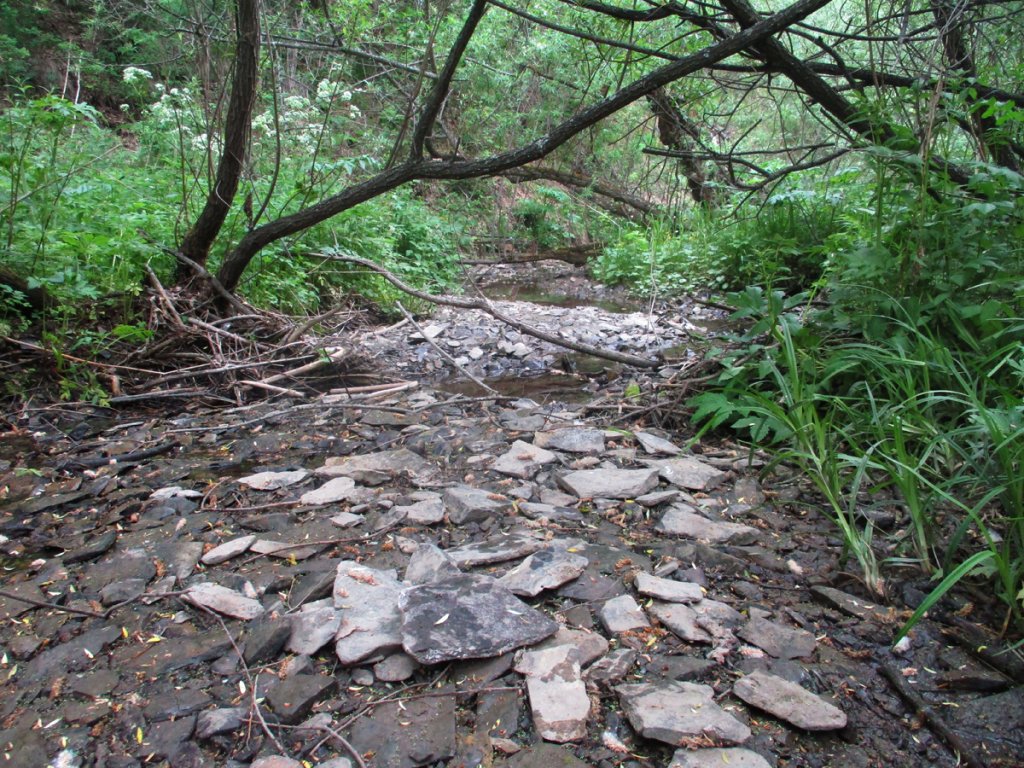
[184,582,264,620]
[400,573,558,664]
[732,670,846,730]
[201,534,256,565]
[515,644,590,742]
[634,572,703,603]
[317,448,437,486]
[586,648,637,685]
[405,542,461,584]
[536,627,609,667]
[810,585,885,619]
[374,652,419,682]
[237,469,308,490]
[287,600,341,655]
[333,562,405,665]
[497,547,588,596]
[617,680,751,745]
[635,489,682,507]
[243,618,292,665]
[669,748,772,768]
[600,594,650,633]
[645,457,727,490]
[657,505,758,544]
[300,476,359,505]
[738,617,817,659]
[251,759,304,768]
[501,743,593,767]
[635,431,682,455]
[250,538,324,561]
[195,707,247,739]
[648,602,711,643]
[492,440,558,479]
[558,468,660,499]
[266,674,337,725]
[330,512,364,528]
[394,492,445,525]
[99,578,147,605]
[448,532,546,568]
[534,428,605,453]
[444,485,511,524]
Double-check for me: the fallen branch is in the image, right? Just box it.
[317,254,661,369]
[395,302,497,394]
[879,662,987,768]
[260,346,347,385]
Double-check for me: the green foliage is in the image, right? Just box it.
[688,161,1024,632]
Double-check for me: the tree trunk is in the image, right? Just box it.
[175,0,260,282]
[647,88,718,206]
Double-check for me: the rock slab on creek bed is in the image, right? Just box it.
[400,573,558,664]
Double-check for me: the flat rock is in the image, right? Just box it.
[244,618,292,665]
[26,625,120,680]
[0,581,44,620]
[732,670,847,730]
[586,648,637,685]
[317,448,436,486]
[443,485,511,524]
[348,694,457,768]
[300,476,359,505]
[617,680,751,745]
[738,617,817,659]
[250,538,323,561]
[636,489,682,507]
[669,748,772,768]
[810,585,885,619]
[201,534,256,566]
[534,428,605,453]
[649,601,731,644]
[500,743,593,767]
[99,577,147,605]
[330,512,364,528]
[492,440,558,479]
[64,530,118,565]
[634,572,703,603]
[267,673,337,725]
[558,468,659,499]
[515,644,590,742]
[333,562,405,665]
[251,759,304,768]
[645,457,727,490]
[657,505,758,544]
[238,469,309,490]
[635,431,682,455]
[600,594,650,633]
[447,532,546,568]
[400,573,558,664]
[405,542,461,584]
[537,627,609,667]
[497,547,588,597]
[374,652,419,682]
[196,707,247,739]
[184,582,264,620]
[394,492,445,525]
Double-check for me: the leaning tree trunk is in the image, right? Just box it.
[647,88,719,207]
[175,0,260,283]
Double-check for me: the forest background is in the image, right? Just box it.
[0,0,1022,638]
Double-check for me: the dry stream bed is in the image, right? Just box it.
[0,261,1020,768]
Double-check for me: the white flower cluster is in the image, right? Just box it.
[122,66,153,84]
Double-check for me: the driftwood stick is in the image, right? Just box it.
[879,662,986,768]
[316,254,661,368]
[261,347,347,385]
[238,380,305,397]
[395,302,497,394]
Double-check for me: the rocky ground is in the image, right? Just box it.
[0,262,1021,768]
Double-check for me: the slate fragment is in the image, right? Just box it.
[558,468,659,499]
[732,670,847,730]
[669,748,772,768]
[333,562,405,665]
[63,530,117,565]
[644,457,727,490]
[492,439,557,479]
[266,673,337,725]
[400,573,558,664]
[738,616,817,660]
[657,505,758,544]
[497,547,588,597]
[200,534,256,566]
[515,644,590,742]
[347,695,457,768]
[443,485,510,524]
[617,680,751,745]
[238,469,309,490]
[183,582,264,620]
[634,571,703,603]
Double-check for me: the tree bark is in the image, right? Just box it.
[215,0,833,293]
[176,0,259,282]
[647,88,719,206]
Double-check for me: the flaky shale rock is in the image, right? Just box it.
[400,573,557,664]
[616,681,751,746]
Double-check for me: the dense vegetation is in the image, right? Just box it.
[1,0,1021,634]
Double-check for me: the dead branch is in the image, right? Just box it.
[317,254,662,369]
[395,302,497,394]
